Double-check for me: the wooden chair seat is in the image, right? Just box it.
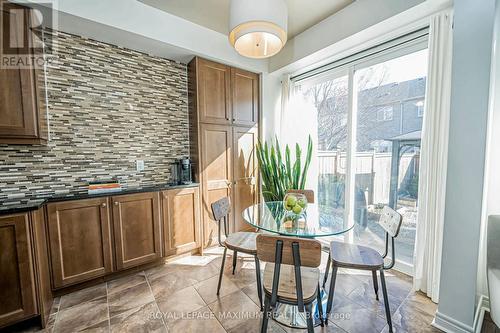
[224,232,257,254]
[263,263,320,303]
[330,241,384,269]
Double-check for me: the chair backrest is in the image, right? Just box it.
[256,234,321,310]
[286,189,315,203]
[256,234,321,268]
[211,197,231,245]
[378,206,403,237]
[211,197,230,221]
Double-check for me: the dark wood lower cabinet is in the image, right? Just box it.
[47,198,113,288]
[112,192,162,270]
[0,187,201,330]
[0,208,52,329]
[0,213,37,328]
[162,187,201,256]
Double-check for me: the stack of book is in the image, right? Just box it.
[88,179,122,195]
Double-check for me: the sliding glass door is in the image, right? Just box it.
[296,40,428,273]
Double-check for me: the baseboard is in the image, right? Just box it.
[473,295,490,333]
[433,311,474,333]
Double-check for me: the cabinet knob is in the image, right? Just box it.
[114,202,119,206]
[101,203,107,208]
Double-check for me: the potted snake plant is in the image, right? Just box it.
[256,135,313,202]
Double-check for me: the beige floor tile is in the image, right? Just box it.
[54,296,108,333]
[156,285,206,321]
[107,271,147,295]
[208,290,261,331]
[194,274,240,304]
[108,282,154,318]
[327,294,387,333]
[227,317,287,333]
[109,301,166,333]
[166,306,226,333]
[240,282,262,308]
[390,298,438,332]
[59,284,106,310]
[403,292,438,317]
[148,269,195,300]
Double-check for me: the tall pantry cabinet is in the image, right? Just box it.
[188,57,259,247]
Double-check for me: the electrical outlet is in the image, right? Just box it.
[136,160,145,172]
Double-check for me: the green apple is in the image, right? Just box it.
[292,205,303,214]
[286,196,297,207]
[297,198,307,208]
[285,204,293,211]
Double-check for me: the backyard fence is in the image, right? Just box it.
[318,150,420,205]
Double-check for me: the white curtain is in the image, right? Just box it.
[413,10,454,303]
[278,74,292,140]
[278,75,319,193]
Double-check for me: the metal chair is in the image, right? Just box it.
[286,189,315,203]
[211,197,263,310]
[257,234,324,333]
[322,206,403,333]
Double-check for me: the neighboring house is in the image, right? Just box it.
[317,77,426,152]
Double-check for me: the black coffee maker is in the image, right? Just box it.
[173,158,193,185]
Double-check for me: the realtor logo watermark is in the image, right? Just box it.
[0,1,58,69]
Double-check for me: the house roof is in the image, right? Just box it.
[388,130,421,142]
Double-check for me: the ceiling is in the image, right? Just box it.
[140,0,354,39]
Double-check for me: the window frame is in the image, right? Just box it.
[293,35,429,275]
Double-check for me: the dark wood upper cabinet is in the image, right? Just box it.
[112,192,162,270]
[231,68,259,126]
[197,58,232,125]
[47,198,113,288]
[0,213,37,328]
[162,187,201,256]
[0,2,47,144]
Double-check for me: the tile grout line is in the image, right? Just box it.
[144,270,169,332]
[376,276,414,333]
[51,298,61,333]
[105,282,111,333]
[191,259,229,332]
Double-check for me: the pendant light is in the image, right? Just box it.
[229,0,288,59]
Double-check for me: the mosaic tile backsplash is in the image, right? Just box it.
[0,30,189,201]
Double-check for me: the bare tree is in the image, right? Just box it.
[303,65,392,151]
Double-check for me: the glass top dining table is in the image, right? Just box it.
[242,201,353,238]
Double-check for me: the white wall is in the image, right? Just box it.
[434,0,496,332]
[260,73,282,142]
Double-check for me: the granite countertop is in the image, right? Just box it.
[0,182,200,215]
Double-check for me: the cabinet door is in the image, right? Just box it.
[112,192,161,270]
[163,187,201,256]
[200,123,232,246]
[47,198,113,288]
[0,3,40,141]
[233,126,259,232]
[0,214,37,327]
[231,68,259,126]
[197,58,231,125]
